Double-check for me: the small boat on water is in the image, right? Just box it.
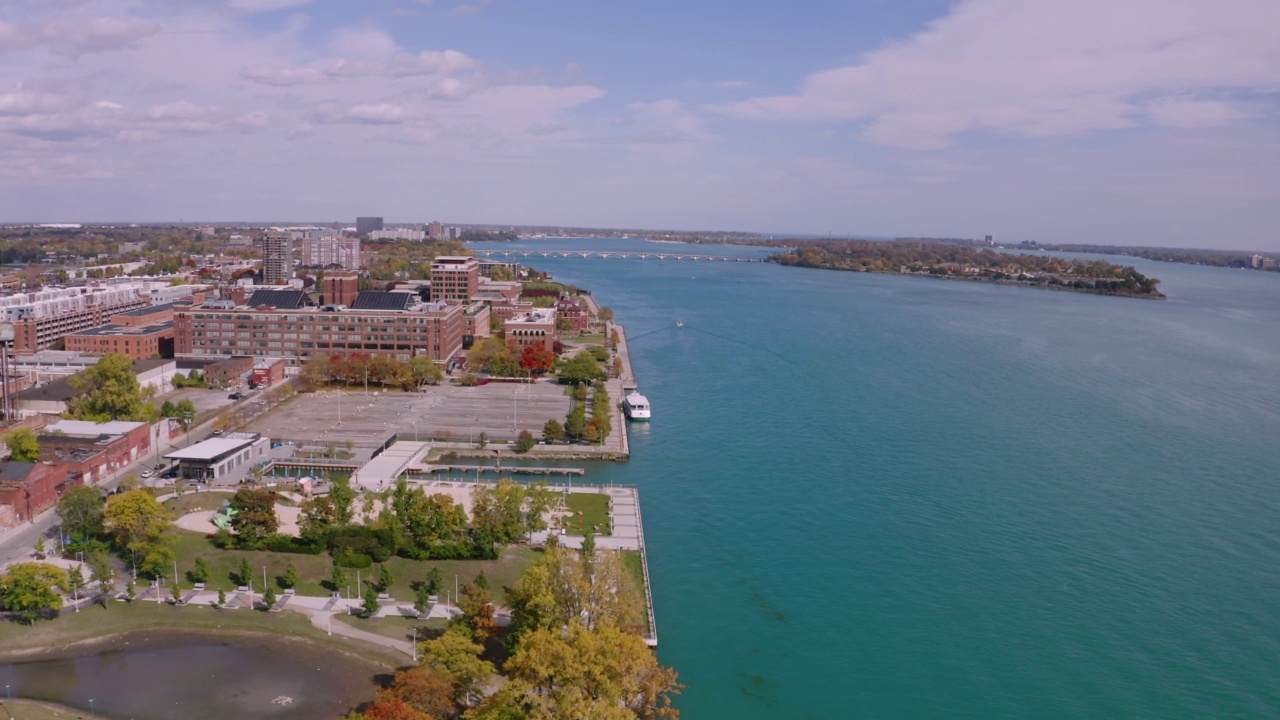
[622,390,651,421]
[676,319,684,327]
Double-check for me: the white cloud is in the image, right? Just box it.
[227,0,313,14]
[241,64,327,86]
[391,50,478,77]
[344,103,414,124]
[329,25,398,60]
[715,0,1280,149]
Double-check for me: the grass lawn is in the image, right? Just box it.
[168,530,538,604]
[560,493,610,535]
[621,551,652,636]
[162,491,234,515]
[0,599,401,666]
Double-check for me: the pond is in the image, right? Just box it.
[0,631,382,719]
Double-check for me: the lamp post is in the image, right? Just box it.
[0,321,13,422]
[89,698,95,716]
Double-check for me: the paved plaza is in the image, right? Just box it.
[241,380,573,446]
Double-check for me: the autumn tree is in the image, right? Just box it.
[377,666,457,719]
[498,621,682,720]
[4,427,40,462]
[458,581,497,643]
[363,699,433,720]
[299,495,338,544]
[597,306,614,323]
[330,476,357,525]
[520,345,556,375]
[542,419,564,444]
[230,487,279,548]
[411,356,444,388]
[419,627,495,707]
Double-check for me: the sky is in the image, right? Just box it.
[1,0,1278,248]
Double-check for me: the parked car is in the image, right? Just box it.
[228,392,243,400]
[141,470,154,479]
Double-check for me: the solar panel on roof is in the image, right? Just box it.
[350,291,413,311]
[247,290,306,308]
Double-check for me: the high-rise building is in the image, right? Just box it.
[300,235,361,269]
[427,221,444,240]
[984,235,994,245]
[356,216,384,235]
[430,256,480,302]
[262,231,294,284]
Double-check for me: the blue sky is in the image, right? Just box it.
[1,0,1278,248]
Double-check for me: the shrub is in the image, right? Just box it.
[515,430,535,454]
[336,551,373,569]
[588,345,609,362]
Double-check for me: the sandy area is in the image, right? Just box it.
[174,505,302,537]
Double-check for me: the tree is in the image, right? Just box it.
[489,264,514,281]
[0,562,68,624]
[330,477,357,525]
[502,622,683,720]
[520,346,556,375]
[597,306,614,323]
[411,356,444,388]
[191,557,210,584]
[171,582,182,604]
[283,562,299,590]
[363,582,381,617]
[458,581,497,642]
[558,351,604,385]
[4,427,40,462]
[330,564,346,593]
[363,699,434,720]
[126,578,136,601]
[565,406,586,441]
[57,485,105,540]
[426,567,444,595]
[420,627,496,707]
[378,666,457,719]
[230,488,279,548]
[474,571,490,591]
[477,432,488,449]
[238,557,252,587]
[88,554,115,605]
[377,563,394,593]
[471,479,533,545]
[33,535,46,557]
[103,489,172,576]
[506,540,644,647]
[67,352,159,422]
[414,583,432,616]
[300,496,338,544]
[218,587,227,606]
[67,564,85,605]
[542,419,564,444]
[262,584,277,610]
[515,429,535,454]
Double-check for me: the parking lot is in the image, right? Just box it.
[161,387,239,416]
[240,380,573,446]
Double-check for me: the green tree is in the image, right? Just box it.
[0,562,68,624]
[557,351,604,385]
[171,582,182,604]
[515,430,535,454]
[330,564,346,593]
[191,557,211,584]
[542,419,564,444]
[565,406,586,441]
[57,485,105,540]
[363,582,381,618]
[377,563,394,593]
[411,355,444,388]
[489,264,514,281]
[299,496,338,544]
[126,578,136,601]
[283,562,299,590]
[230,488,279,548]
[4,427,41,462]
[426,567,444,595]
[474,571,490,591]
[218,587,227,606]
[597,306,614,322]
[262,584,277,610]
[330,476,357,525]
[414,583,433,616]
[88,554,115,604]
[67,564,85,604]
[33,535,46,557]
[238,557,252,587]
[67,353,159,422]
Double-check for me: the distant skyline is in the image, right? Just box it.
[1,0,1278,249]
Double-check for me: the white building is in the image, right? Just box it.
[369,229,426,241]
[301,235,361,269]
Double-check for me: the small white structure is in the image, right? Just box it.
[164,432,268,482]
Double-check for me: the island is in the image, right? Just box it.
[767,239,1165,299]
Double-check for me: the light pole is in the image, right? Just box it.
[89,698,95,716]
[0,321,13,422]
[412,626,417,661]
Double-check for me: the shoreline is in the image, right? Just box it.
[774,261,1167,300]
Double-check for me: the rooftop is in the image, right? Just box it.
[350,290,414,311]
[115,302,176,317]
[165,433,259,462]
[247,289,307,309]
[70,321,172,337]
[0,462,37,484]
[44,419,146,438]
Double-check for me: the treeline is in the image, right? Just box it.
[299,353,444,391]
[770,239,1164,298]
[364,240,471,280]
[1034,243,1276,270]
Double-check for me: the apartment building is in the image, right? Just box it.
[174,290,468,366]
[301,235,361,268]
[0,285,150,353]
[262,230,294,284]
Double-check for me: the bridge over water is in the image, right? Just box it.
[475,249,767,262]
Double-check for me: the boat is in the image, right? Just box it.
[676,319,684,327]
[621,390,651,421]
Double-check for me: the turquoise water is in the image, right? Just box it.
[490,239,1280,718]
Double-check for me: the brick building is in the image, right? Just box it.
[503,308,558,353]
[39,419,157,484]
[555,295,590,333]
[430,256,480,302]
[322,271,360,307]
[0,461,79,526]
[0,285,150,353]
[175,290,468,367]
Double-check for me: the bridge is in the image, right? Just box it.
[474,249,766,262]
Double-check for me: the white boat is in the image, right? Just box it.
[622,390,651,421]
